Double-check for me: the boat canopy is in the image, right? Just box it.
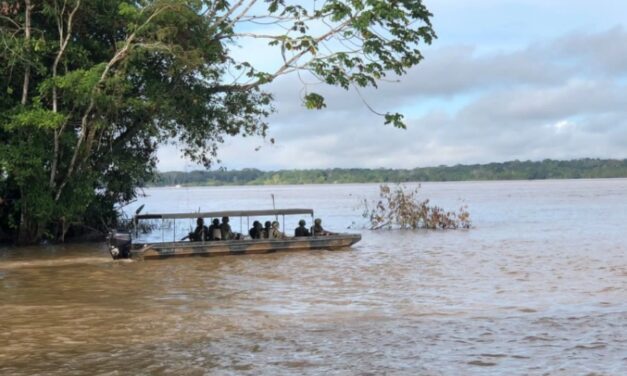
[135,208,314,220]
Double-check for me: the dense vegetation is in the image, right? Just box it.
[0,0,435,243]
[153,159,627,186]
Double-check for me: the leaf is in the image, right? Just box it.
[33,38,46,52]
[303,92,326,110]
[118,2,139,19]
[6,108,67,131]
[384,113,406,129]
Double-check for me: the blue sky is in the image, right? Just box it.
[157,0,627,171]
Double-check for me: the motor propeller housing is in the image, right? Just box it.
[108,231,132,259]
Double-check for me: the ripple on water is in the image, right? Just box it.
[1,180,627,374]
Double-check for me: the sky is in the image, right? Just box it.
[157,0,627,171]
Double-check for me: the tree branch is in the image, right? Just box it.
[230,32,286,40]
[209,0,245,32]
[50,0,81,188]
[222,0,257,31]
[20,0,32,105]
[240,18,352,90]
[54,4,171,201]
[0,14,21,29]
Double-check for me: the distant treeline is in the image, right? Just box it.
[152,159,627,187]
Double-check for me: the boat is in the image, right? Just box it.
[108,208,361,260]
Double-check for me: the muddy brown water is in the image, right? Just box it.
[1,180,626,375]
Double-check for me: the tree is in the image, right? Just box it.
[0,0,435,243]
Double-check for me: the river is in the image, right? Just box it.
[1,180,626,375]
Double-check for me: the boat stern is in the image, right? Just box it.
[108,231,132,260]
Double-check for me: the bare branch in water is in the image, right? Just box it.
[361,184,471,230]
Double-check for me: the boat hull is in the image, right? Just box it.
[131,234,361,260]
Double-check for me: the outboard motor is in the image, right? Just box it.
[108,231,132,260]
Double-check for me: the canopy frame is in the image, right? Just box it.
[133,208,316,240]
[134,208,314,221]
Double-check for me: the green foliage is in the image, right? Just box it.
[0,0,436,243]
[384,113,406,129]
[223,0,435,128]
[0,127,56,239]
[303,92,327,110]
[6,108,67,130]
[152,159,627,186]
[39,65,107,106]
[118,2,140,19]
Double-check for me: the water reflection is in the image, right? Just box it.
[1,180,627,374]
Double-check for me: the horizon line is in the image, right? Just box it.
[156,157,627,173]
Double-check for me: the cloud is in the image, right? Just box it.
[550,27,627,76]
[158,26,627,171]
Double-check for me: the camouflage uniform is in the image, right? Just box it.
[220,216,234,240]
[271,221,285,239]
[312,218,334,236]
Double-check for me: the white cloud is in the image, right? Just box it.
[158,20,627,170]
[550,120,575,134]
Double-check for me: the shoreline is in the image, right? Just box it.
[151,159,627,187]
[148,176,627,189]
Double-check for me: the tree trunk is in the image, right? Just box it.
[15,186,46,245]
[57,216,70,243]
[50,0,81,188]
[17,211,41,245]
[21,0,32,105]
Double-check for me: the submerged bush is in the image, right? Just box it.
[361,184,471,230]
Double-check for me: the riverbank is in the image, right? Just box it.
[152,158,627,187]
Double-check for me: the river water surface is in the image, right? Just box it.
[1,180,626,375]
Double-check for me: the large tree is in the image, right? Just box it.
[0,0,435,243]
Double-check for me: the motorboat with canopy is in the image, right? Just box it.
[108,208,361,260]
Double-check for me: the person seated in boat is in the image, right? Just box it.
[312,218,336,236]
[220,216,242,240]
[294,219,311,237]
[263,221,272,239]
[270,221,286,239]
[189,217,209,241]
[249,220,263,239]
[208,218,222,240]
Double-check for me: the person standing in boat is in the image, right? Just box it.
[190,217,209,241]
[312,218,336,236]
[294,219,311,237]
[208,218,222,240]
